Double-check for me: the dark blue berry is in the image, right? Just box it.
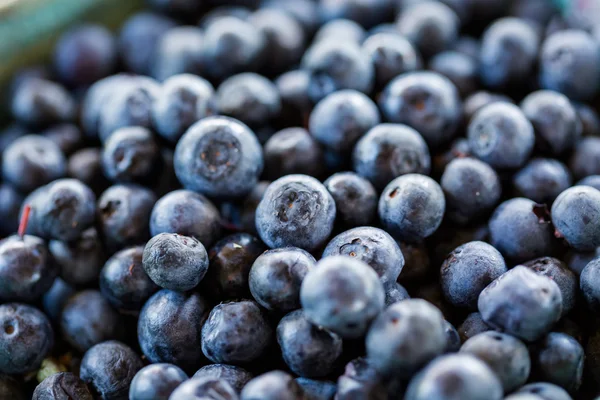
[68,148,110,196]
[33,372,93,400]
[193,364,253,394]
[42,278,75,322]
[50,228,105,286]
[429,51,478,96]
[11,79,75,128]
[516,383,573,400]
[323,172,377,227]
[552,186,600,251]
[530,332,584,392]
[152,26,205,81]
[580,257,600,312]
[0,184,23,236]
[168,376,238,400]
[458,312,492,342]
[314,19,366,44]
[569,136,600,180]
[512,158,572,204]
[295,378,336,400]
[240,370,304,400]
[130,363,187,400]
[264,128,324,180]
[522,257,577,317]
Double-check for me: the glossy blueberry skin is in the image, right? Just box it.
[516,383,573,400]
[441,241,507,310]
[530,332,584,392]
[362,33,421,90]
[552,186,600,251]
[569,136,600,180]
[378,174,445,243]
[430,51,478,98]
[335,357,387,400]
[458,312,492,342]
[540,30,600,101]
[53,24,117,86]
[138,290,209,372]
[42,278,74,322]
[198,6,253,29]
[143,233,208,292]
[102,126,160,184]
[68,148,110,195]
[262,0,319,37]
[97,184,157,252]
[118,12,177,75]
[301,40,374,103]
[203,233,266,300]
[443,320,461,353]
[366,299,446,378]
[255,174,336,251]
[0,184,23,236]
[295,378,336,400]
[80,341,143,400]
[277,309,343,378]
[405,353,503,400]
[463,91,512,122]
[309,90,380,153]
[2,134,66,192]
[193,364,253,394]
[301,256,384,338]
[241,370,304,400]
[384,281,409,308]
[0,303,53,374]
[441,158,501,225]
[276,70,312,123]
[249,247,314,312]
[100,246,158,311]
[479,18,539,88]
[513,159,572,204]
[314,19,366,45]
[175,117,263,198]
[33,372,93,400]
[320,0,392,29]
[61,290,124,353]
[202,16,266,81]
[522,257,577,317]
[575,103,600,137]
[478,266,563,342]
[152,74,215,143]
[323,227,404,283]
[323,172,377,227]
[129,363,188,400]
[379,72,462,148]
[468,102,535,169]
[580,257,600,312]
[169,377,239,400]
[42,123,83,156]
[11,79,75,128]
[460,331,530,392]
[353,123,431,190]
[49,228,104,287]
[0,235,57,302]
[521,90,580,155]
[263,128,324,181]
[152,27,204,81]
[150,190,221,248]
[201,300,273,364]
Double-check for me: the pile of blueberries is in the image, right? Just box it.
[4,0,600,399]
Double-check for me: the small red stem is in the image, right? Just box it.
[18,204,31,239]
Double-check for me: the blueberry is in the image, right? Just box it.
[383,281,410,307]
[255,174,336,251]
[452,36,480,59]
[353,123,431,190]
[33,372,93,400]
[0,303,53,374]
[118,11,177,75]
[175,116,263,198]
[362,33,422,90]
[569,136,600,180]
[0,235,57,302]
[198,6,253,29]
[42,278,75,322]
[443,320,461,353]
[61,290,124,353]
[276,70,312,124]
[42,123,84,156]
[516,383,573,400]
[575,103,600,137]
[53,24,117,86]
[68,148,110,195]
[295,378,336,400]
[441,158,502,225]
[201,300,272,365]
[138,290,209,372]
[566,248,600,276]
[441,241,507,309]
[468,102,535,169]
[262,0,319,37]
[152,27,205,81]
[193,364,253,393]
[277,309,343,378]
[578,175,600,191]
[460,331,530,392]
[49,228,104,286]
[379,72,462,148]
[314,19,366,44]
[323,172,377,227]
[0,184,23,236]
[320,0,392,29]
[323,226,405,283]
[463,91,512,122]
[168,376,238,400]
[309,90,380,153]
[80,341,143,400]
[378,174,445,243]
[130,364,188,400]
[458,312,493,342]
[478,266,563,341]
[248,9,306,75]
[552,186,600,251]
[540,30,600,101]
[521,90,580,155]
[530,332,584,392]
[301,40,374,103]
[152,74,215,143]
[240,370,304,400]
[97,184,157,252]
[512,158,572,204]
[479,18,539,88]
[335,357,387,400]
[203,233,266,300]
[239,181,269,235]
[2,134,66,192]
[522,257,577,317]
[396,2,459,58]
[249,247,315,312]
[404,354,503,400]
[580,257,600,312]
[150,189,221,248]
[11,79,75,128]
[263,128,324,180]
[202,16,266,81]
[102,126,160,184]
[430,50,478,96]
[488,198,557,263]
[301,256,384,338]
